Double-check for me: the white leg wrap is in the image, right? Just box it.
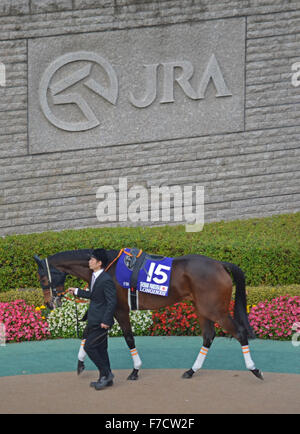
[78,339,87,362]
[130,348,142,369]
[242,345,256,370]
[192,346,209,372]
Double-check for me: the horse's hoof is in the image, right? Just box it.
[127,369,139,380]
[77,360,85,376]
[182,369,194,379]
[251,369,264,380]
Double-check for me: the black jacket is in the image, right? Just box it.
[76,271,117,328]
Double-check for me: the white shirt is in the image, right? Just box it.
[74,268,104,295]
[91,268,104,282]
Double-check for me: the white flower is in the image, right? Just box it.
[48,298,153,338]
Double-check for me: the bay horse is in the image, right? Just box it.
[34,249,263,381]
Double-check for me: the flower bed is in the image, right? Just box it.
[110,310,152,337]
[150,301,235,337]
[47,296,153,338]
[0,300,50,343]
[150,296,300,341]
[1,293,298,343]
[151,302,200,336]
[248,295,300,340]
[47,297,88,338]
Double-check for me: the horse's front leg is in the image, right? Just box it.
[114,308,142,380]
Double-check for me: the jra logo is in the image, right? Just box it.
[39,51,231,132]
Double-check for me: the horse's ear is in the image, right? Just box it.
[34,254,44,269]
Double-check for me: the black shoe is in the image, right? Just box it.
[77,360,85,376]
[93,372,114,390]
[90,379,100,388]
[90,378,113,388]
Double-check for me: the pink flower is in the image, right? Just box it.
[249,295,300,340]
[0,300,50,343]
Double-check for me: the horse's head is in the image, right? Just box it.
[34,254,68,309]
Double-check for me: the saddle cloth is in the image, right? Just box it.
[116,248,173,297]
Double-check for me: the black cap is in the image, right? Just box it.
[90,248,108,267]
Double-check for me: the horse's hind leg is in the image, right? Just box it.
[216,314,263,380]
[182,316,215,379]
[114,308,142,380]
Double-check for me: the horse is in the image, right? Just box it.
[34,248,263,381]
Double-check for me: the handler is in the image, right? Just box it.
[68,248,117,390]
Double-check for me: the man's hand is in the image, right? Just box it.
[101,323,109,329]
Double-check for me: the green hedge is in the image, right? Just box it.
[0,288,45,307]
[0,284,298,309]
[245,285,300,305]
[0,212,299,292]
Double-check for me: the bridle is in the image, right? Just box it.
[43,258,66,308]
[44,257,54,296]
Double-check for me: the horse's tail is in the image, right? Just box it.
[221,261,255,339]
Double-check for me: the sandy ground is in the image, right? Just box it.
[0,369,299,414]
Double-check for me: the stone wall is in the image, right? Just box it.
[0,0,300,235]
